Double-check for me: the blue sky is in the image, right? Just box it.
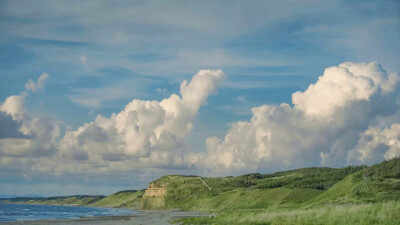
[0,0,400,196]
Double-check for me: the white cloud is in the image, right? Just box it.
[190,62,400,175]
[24,73,49,93]
[348,123,400,164]
[292,62,397,117]
[0,73,61,158]
[0,95,25,120]
[2,63,399,185]
[1,69,225,179]
[58,69,226,164]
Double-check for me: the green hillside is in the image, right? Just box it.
[90,190,144,208]
[141,165,364,211]
[174,158,400,225]
[307,158,400,206]
[0,195,104,206]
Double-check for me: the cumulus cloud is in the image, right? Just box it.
[0,111,27,138]
[58,70,226,164]
[0,74,60,158]
[2,63,399,183]
[292,62,398,117]
[348,123,400,164]
[190,62,400,175]
[0,69,225,181]
[0,95,25,120]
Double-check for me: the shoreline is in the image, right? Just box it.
[1,210,210,225]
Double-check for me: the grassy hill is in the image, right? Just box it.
[174,158,400,224]
[90,190,144,208]
[140,165,365,211]
[306,158,400,206]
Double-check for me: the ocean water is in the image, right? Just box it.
[0,203,138,222]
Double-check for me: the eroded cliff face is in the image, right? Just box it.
[144,185,167,197]
[140,183,167,209]
[139,175,189,209]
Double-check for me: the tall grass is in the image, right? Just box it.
[175,201,400,225]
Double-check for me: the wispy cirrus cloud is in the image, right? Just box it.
[67,86,134,108]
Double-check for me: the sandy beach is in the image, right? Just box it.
[1,210,209,225]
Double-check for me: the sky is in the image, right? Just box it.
[0,0,400,196]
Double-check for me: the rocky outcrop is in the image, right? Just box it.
[144,187,167,197]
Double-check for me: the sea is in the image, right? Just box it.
[0,203,138,222]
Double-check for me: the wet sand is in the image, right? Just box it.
[2,210,209,225]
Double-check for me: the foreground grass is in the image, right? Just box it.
[174,201,400,225]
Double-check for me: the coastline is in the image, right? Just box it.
[1,210,210,225]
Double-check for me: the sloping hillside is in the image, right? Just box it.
[174,158,400,225]
[90,190,144,208]
[306,157,400,206]
[140,165,365,210]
